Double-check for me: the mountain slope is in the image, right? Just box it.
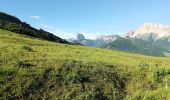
[101,37,166,56]
[154,36,170,50]
[0,12,69,44]
[0,28,170,99]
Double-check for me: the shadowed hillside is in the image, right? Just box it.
[0,12,70,44]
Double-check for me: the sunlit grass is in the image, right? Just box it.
[0,29,170,99]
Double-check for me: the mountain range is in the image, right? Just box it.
[69,23,170,56]
[1,11,169,57]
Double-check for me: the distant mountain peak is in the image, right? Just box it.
[96,35,120,42]
[125,23,170,40]
[142,23,170,28]
[77,33,85,41]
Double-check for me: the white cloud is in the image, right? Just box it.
[53,30,76,39]
[30,16,40,19]
[40,24,110,40]
[51,28,101,40]
[41,24,54,30]
[79,29,101,39]
[40,24,76,39]
[54,29,105,40]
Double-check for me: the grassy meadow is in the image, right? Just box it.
[0,29,170,99]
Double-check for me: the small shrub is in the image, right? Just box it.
[15,59,34,68]
[21,45,34,52]
[138,62,150,69]
[64,71,77,83]
[153,68,170,83]
[94,87,108,100]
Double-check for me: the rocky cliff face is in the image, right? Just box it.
[96,35,120,42]
[125,23,170,40]
[77,33,86,41]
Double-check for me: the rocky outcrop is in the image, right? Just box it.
[125,23,170,40]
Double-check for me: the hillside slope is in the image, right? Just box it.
[0,12,69,44]
[0,29,170,99]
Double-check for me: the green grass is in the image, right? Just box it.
[0,28,170,99]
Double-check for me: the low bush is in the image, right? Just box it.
[14,59,35,68]
[21,45,34,52]
[153,68,170,83]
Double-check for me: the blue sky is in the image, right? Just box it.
[0,0,170,39]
